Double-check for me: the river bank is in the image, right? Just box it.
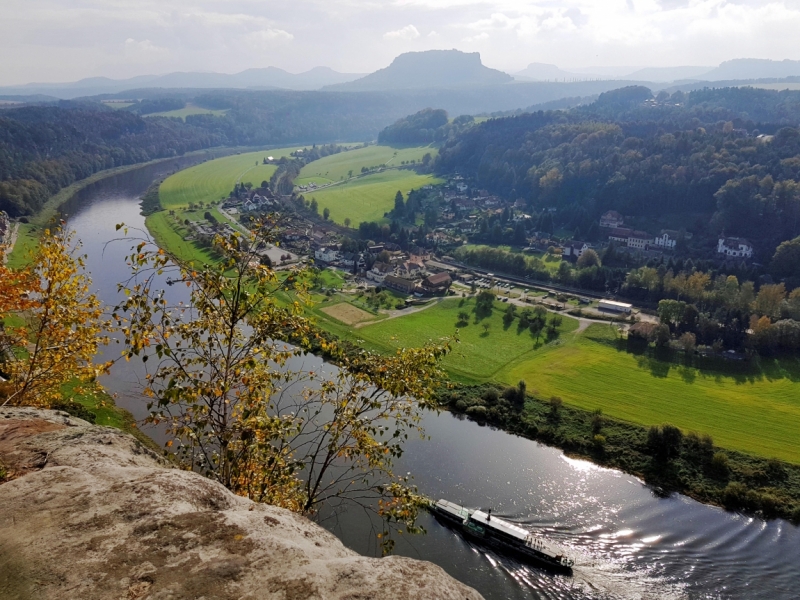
[439,382,800,524]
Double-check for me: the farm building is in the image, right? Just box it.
[383,275,417,295]
[598,300,632,314]
[421,272,452,294]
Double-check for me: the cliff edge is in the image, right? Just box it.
[0,408,482,600]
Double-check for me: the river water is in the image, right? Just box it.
[60,159,799,600]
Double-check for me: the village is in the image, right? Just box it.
[198,173,756,311]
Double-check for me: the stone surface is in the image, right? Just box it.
[0,408,482,600]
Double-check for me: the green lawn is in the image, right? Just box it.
[334,297,578,384]
[295,144,437,186]
[159,147,303,209]
[5,223,40,269]
[147,104,229,120]
[144,211,221,266]
[498,324,800,463]
[307,170,443,226]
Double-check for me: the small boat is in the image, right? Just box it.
[430,499,574,573]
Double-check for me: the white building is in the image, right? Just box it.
[652,232,677,250]
[314,247,340,263]
[366,262,393,283]
[562,241,591,258]
[717,237,753,258]
[598,300,632,314]
[626,231,651,250]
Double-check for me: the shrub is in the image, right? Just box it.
[466,405,488,419]
[549,396,563,416]
[482,388,499,404]
[591,409,604,434]
[647,423,683,461]
[592,434,606,449]
[710,452,729,477]
[454,399,467,412]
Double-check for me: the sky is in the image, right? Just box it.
[2,0,800,85]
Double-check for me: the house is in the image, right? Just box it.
[562,241,591,258]
[367,262,393,283]
[599,210,624,228]
[626,231,652,250]
[718,237,754,258]
[339,252,357,268]
[652,231,677,250]
[421,272,452,294]
[314,247,340,263]
[383,275,417,295]
[396,261,423,278]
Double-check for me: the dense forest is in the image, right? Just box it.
[377,108,477,144]
[0,104,224,216]
[436,86,800,259]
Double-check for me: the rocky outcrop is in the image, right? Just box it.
[0,408,482,600]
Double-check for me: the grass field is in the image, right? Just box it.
[5,223,40,269]
[498,324,800,463]
[307,170,443,226]
[147,103,229,120]
[320,302,378,326]
[159,147,302,209]
[335,297,579,383]
[295,144,437,186]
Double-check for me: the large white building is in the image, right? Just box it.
[717,237,753,258]
[651,232,677,250]
[314,247,340,263]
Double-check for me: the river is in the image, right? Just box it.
[60,159,799,600]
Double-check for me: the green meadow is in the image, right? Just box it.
[147,103,229,120]
[326,297,578,384]
[498,324,800,463]
[159,147,302,209]
[306,170,443,226]
[295,144,437,186]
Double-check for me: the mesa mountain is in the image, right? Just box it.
[323,50,513,91]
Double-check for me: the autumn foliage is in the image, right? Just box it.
[0,225,110,407]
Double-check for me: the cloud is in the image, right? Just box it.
[245,28,294,51]
[462,32,489,43]
[383,24,421,40]
[123,38,169,62]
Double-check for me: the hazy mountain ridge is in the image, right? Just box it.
[324,50,513,91]
[0,67,365,99]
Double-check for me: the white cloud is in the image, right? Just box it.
[123,38,169,62]
[245,28,294,51]
[383,24,421,40]
[462,32,489,43]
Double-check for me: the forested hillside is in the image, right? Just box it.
[0,105,223,216]
[436,87,800,257]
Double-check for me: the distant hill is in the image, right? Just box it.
[621,66,714,82]
[0,67,365,99]
[325,50,513,91]
[514,63,587,81]
[702,59,800,81]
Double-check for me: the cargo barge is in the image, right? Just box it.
[431,499,574,572]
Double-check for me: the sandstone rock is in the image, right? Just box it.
[0,408,482,600]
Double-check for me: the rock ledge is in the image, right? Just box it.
[0,408,482,599]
